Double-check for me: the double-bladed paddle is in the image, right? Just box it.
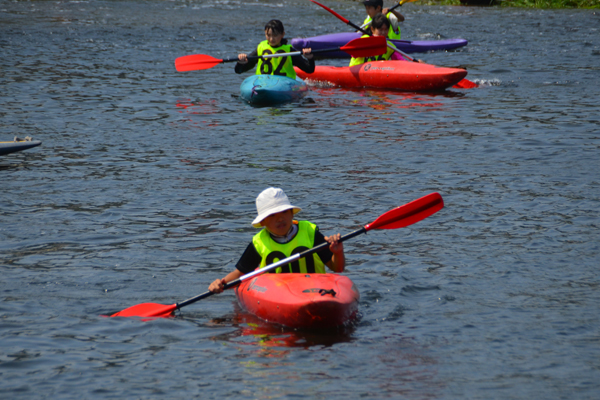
[175,36,386,72]
[309,0,478,89]
[110,192,444,318]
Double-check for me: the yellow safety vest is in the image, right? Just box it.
[256,40,296,79]
[362,12,401,40]
[252,220,327,274]
[349,35,396,67]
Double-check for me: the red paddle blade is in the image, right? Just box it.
[310,0,349,24]
[341,36,387,58]
[110,302,177,318]
[365,192,444,231]
[174,54,223,72]
[453,78,478,89]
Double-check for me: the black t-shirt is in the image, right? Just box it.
[235,227,333,274]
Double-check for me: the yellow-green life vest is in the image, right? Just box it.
[256,40,296,79]
[349,35,396,67]
[362,12,401,40]
[252,220,327,274]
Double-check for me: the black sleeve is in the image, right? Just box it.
[235,241,262,274]
[290,49,315,74]
[235,49,259,74]
[314,228,333,265]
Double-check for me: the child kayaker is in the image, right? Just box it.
[208,187,345,294]
[235,19,314,79]
[349,13,406,67]
[361,0,404,40]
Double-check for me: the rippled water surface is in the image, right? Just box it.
[1,1,599,399]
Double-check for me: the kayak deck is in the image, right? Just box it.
[235,273,360,330]
[240,75,308,106]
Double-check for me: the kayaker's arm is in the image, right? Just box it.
[327,254,345,273]
[383,8,405,22]
[291,49,315,74]
[235,50,259,74]
[209,269,243,293]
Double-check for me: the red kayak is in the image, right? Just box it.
[295,60,468,92]
[235,273,359,330]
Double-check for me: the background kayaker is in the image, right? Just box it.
[361,0,404,40]
[235,19,314,79]
[208,187,345,294]
[349,13,407,66]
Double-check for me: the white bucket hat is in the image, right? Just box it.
[252,187,302,228]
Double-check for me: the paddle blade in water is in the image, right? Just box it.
[453,79,478,89]
[365,192,444,231]
[111,302,177,318]
[341,36,387,58]
[175,54,223,72]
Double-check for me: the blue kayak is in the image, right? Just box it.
[240,75,308,106]
[0,138,42,156]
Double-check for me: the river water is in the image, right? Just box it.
[1,1,599,399]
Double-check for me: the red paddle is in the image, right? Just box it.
[175,36,387,72]
[451,79,478,89]
[309,0,478,89]
[110,192,444,318]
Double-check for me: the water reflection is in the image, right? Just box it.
[175,98,223,128]
[209,302,357,350]
[175,99,222,116]
[308,86,464,113]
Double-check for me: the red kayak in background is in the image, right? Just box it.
[235,273,360,330]
[295,60,468,92]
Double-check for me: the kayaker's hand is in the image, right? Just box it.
[209,278,226,293]
[238,54,248,64]
[325,233,345,273]
[302,48,313,60]
[325,233,344,255]
[382,7,389,14]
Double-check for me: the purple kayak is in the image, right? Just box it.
[291,32,467,58]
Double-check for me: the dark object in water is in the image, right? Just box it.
[0,137,42,156]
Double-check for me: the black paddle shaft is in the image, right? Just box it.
[175,226,368,310]
[218,45,355,64]
[390,2,403,11]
